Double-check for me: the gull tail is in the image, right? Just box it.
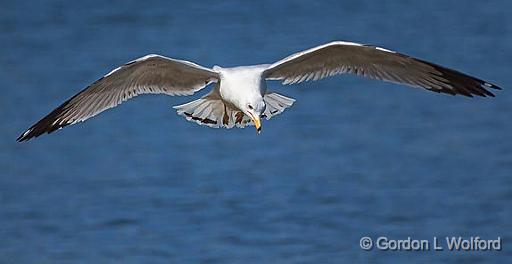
[173,89,253,129]
[261,92,295,120]
[173,90,295,129]
[173,89,225,128]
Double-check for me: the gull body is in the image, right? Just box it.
[17,41,502,142]
[216,65,268,106]
[215,64,270,131]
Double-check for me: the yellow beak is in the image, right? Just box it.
[250,114,262,134]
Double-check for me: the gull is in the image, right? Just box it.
[17,41,501,142]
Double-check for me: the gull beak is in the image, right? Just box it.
[249,114,262,134]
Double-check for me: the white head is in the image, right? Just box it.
[238,95,266,133]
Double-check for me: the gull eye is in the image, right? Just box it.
[247,104,254,110]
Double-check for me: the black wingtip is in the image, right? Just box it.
[484,82,502,90]
[16,93,78,143]
[406,55,503,98]
[16,134,26,142]
[16,129,36,142]
[16,128,33,142]
[16,120,69,142]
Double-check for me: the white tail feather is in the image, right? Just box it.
[173,91,224,128]
[262,92,295,120]
[173,90,295,128]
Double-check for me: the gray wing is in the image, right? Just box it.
[263,41,501,97]
[18,54,219,142]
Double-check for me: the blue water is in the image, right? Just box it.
[1,1,511,263]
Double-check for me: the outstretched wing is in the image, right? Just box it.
[17,54,219,142]
[264,41,501,97]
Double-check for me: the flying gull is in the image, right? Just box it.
[17,41,502,142]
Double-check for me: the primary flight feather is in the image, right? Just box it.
[17,41,502,142]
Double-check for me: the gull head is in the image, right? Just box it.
[241,98,265,134]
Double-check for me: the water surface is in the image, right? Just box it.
[1,1,511,263]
